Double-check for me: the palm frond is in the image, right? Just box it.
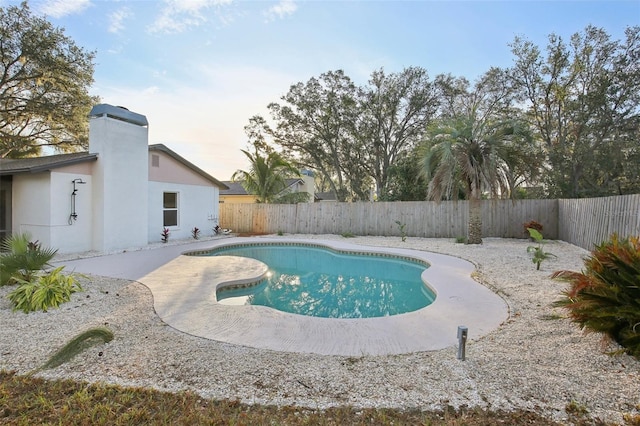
[553,234,640,358]
[1,233,57,285]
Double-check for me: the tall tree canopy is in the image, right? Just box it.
[511,25,640,197]
[0,2,97,158]
[357,67,439,198]
[268,70,363,201]
[256,67,439,201]
[243,25,637,201]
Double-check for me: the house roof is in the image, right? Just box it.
[0,145,229,190]
[149,144,228,189]
[220,178,303,196]
[0,152,98,175]
[220,181,249,195]
[316,191,337,201]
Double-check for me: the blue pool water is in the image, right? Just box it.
[204,244,435,319]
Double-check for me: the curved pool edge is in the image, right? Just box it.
[139,237,509,356]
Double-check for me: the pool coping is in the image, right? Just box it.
[139,238,509,356]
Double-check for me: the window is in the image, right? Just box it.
[151,154,160,167]
[163,192,178,227]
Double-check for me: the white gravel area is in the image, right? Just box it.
[1,235,638,424]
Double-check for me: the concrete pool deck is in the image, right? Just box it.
[56,237,509,356]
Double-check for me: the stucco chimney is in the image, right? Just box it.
[89,104,149,252]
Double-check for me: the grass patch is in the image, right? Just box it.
[0,370,603,425]
[539,313,564,321]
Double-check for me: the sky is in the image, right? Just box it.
[4,0,639,180]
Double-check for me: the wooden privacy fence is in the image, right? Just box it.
[220,199,559,239]
[220,194,640,250]
[558,194,640,250]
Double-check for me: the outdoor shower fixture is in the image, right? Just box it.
[69,178,86,224]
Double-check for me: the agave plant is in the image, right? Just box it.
[553,234,640,358]
[0,233,58,286]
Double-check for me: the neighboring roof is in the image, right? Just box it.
[285,178,305,187]
[0,152,98,175]
[316,191,337,201]
[220,178,304,196]
[220,181,249,195]
[149,144,228,189]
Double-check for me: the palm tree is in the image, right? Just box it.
[232,149,301,203]
[0,233,57,285]
[419,116,528,244]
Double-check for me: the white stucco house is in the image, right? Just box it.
[0,104,228,254]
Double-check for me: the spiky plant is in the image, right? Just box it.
[35,327,114,372]
[0,233,58,285]
[552,234,640,358]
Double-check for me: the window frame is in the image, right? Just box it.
[162,191,179,228]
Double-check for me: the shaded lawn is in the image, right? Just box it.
[0,370,606,425]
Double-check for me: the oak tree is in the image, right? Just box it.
[0,2,97,158]
[510,25,640,197]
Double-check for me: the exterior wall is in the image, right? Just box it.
[11,171,94,254]
[56,161,94,176]
[149,151,213,186]
[300,174,315,202]
[12,173,52,246]
[219,194,256,204]
[148,150,221,241]
[50,171,93,253]
[148,181,218,242]
[89,113,148,252]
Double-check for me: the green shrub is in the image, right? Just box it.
[0,233,57,286]
[553,234,640,359]
[395,221,407,242]
[526,228,556,270]
[8,266,83,313]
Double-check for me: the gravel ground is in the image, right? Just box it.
[1,235,638,424]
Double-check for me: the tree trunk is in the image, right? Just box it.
[467,197,482,244]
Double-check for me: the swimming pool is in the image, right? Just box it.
[140,237,509,355]
[205,244,435,319]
